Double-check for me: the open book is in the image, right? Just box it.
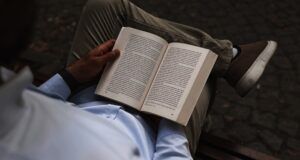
[96,27,217,125]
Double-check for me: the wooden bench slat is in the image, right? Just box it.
[198,143,244,160]
[198,132,279,160]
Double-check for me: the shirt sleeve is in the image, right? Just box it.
[38,74,71,101]
[153,119,192,160]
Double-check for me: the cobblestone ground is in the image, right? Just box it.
[20,0,300,159]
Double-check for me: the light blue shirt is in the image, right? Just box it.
[0,67,192,160]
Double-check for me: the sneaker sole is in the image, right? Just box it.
[235,41,277,96]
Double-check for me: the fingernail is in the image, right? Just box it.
[113,50,120,56]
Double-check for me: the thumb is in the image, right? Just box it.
[98,49,120,63]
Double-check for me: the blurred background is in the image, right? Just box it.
[17,0,299,159]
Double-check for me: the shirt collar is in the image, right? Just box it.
[0,67,33,136]
[0,67,33,106]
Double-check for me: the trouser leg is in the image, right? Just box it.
[69,0,233,155]
[69,0,233,74]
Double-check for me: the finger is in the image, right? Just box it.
[97,49,120,63]
[91,39,116,56]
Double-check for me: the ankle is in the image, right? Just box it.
[232,45,241,59]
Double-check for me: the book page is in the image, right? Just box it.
[96,27,168,109]
[141,43,213,121]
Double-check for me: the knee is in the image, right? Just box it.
[85,0,124,11]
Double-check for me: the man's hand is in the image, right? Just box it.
[67,39,120,83]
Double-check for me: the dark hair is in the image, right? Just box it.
[0,0,37,65]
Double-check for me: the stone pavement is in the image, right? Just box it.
[20,0,300,159]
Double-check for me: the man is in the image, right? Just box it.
[0,0,277,159]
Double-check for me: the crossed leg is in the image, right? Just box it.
[68,0,234,155]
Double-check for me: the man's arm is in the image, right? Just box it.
[153,119,192,160]
[38,39,120,101]
[38,73,72,101]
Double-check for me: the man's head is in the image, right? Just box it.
[0,0,37,65]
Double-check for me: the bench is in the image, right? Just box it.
[196,132,279,160]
